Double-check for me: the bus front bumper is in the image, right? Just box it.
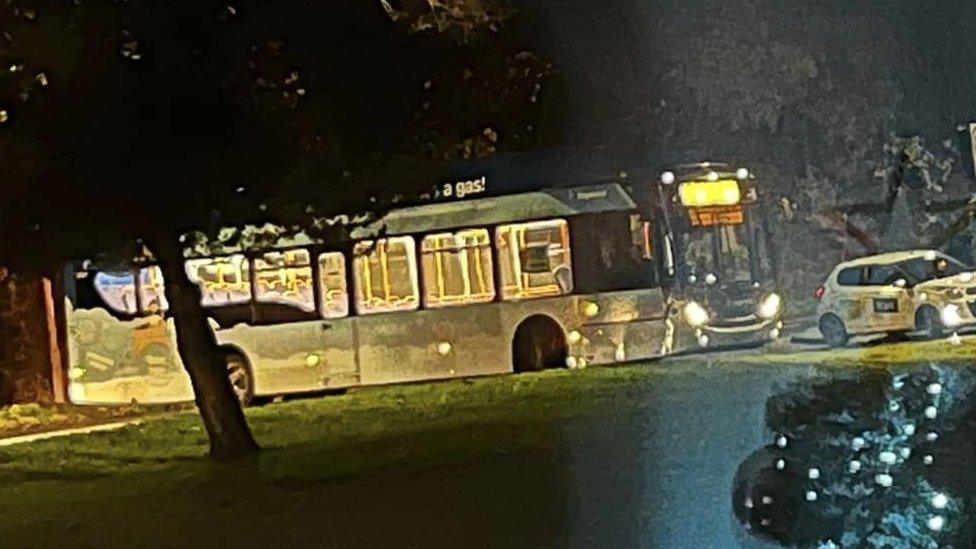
[684,318,783,351]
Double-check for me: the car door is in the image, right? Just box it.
[831,266,872,332]
[859,264,913,332]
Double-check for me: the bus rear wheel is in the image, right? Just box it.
[225,353,254,406]
[513,316,568,373]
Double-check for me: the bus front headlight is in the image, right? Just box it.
[942,304,963,327]
[683,301,709,327]
[758,293,782,320]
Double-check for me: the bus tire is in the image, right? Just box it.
[818,314,848,348]
[513,315,567,373]
[915,306,944,340]
[224,352,254,406]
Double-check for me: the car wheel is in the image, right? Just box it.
[819,314,849,348]
[915,306,944,340]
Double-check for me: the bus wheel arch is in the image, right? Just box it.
[512,315,568,373]
[219,346,255,406]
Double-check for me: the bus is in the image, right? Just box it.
[61,183,675,405]
[651,163,782,352]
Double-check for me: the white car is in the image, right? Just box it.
[815,250,976,347]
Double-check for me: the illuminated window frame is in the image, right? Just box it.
[138,266,169,313]
[253,249,315,313]
[93,271,138,315]
[318,252,349,319]
[184,254,252,307]
[496,219,573,301]
[420,229,495,308]
[353,236,420,315]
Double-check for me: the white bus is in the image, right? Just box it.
[61,183,674,405]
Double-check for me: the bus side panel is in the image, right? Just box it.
[573,288,670,364]
[497,289,670,367]
[356,304,508,385]
[215,318,358,396]
[64,300,194,405]
[498,296,575,354]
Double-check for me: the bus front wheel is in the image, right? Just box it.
[513,316,568,373]
[225,353,254,406]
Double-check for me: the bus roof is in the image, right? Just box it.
[353,183,636,238]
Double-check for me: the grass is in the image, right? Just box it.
[1,340,975,546]
[0,401,171,439]
[0,364,666,494]
[745,334,976,366]
[0,362,705,546]
[3,337,974,487]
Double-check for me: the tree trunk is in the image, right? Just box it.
[152,234,260,459]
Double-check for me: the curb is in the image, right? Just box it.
[0,419,143,447]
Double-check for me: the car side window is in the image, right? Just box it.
[903,258,931,283]
[865,265,902,286]
[836,267,862,286]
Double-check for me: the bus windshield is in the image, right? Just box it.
[674,215,773,286]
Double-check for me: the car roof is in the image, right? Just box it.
[836,249,938,269]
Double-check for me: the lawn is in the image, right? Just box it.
[3,336,974,487]
[1,338,974,547]
[0,361,686,546]
[0,365,653,481]
[754,333,976,365]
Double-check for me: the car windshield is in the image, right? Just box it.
[900,254,970,284]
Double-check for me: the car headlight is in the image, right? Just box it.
[942,304,963,327]
[683,301,709,327]
[758,293,782,320]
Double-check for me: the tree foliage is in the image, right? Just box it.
[0,0,563,458]
[734,364,976,547]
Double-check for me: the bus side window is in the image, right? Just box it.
[254,249,315,313]
[93,271,138,314]
[496,219,573,300]
[421,228,495,308]
[318,252,349,318]
[353,236,420,314]
[184,254,252,307]
[138,266,168,313]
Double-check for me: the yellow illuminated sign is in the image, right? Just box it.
[687,206,744,227]
[678,180,741,207]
